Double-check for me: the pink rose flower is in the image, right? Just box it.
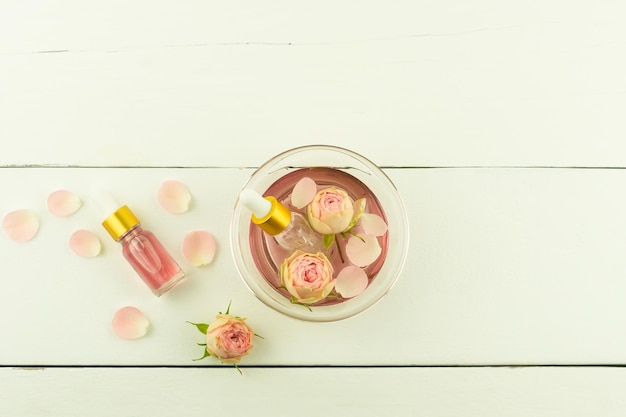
[281,250,335,304]
[306,187,354,234]
[205,314,254,364]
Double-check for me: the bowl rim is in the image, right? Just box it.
[229,144,410,322]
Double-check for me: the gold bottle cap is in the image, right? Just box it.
[251,196,291,236]
[102,205,140,241]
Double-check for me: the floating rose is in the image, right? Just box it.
[188,302,260,373]
[280,250,335,305]
[307,187,354,234]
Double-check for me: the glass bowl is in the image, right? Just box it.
[230,145,409,322]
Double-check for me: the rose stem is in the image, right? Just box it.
[335,235,345,263]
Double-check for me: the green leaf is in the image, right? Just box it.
[323,234,335,250]
[187,321,209,335]
[254,333,265,339]
[225,300,232,315]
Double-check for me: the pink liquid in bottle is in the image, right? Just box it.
[119,225,185,296]
[97,197,185,296]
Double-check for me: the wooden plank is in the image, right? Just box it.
[1,366,625,417]
[2,167,626,366]
[1,1,625,167]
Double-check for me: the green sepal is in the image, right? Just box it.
[289,296,313,312]
[323,234,335,249]
[346,229,365,242]
[347,197,367,230]
[234,363,242,375]
[220,300,232,315]
[326,290,342,300]
[193,348,212,361]
[187,321,209,335]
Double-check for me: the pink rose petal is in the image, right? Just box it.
[291,177,317,209]
[157,180,191,213]
[345,234,382,267]
[2,209,39,242]
[47,190,82,217]
[335,266,369,298]
[112,306,150,340]
[69,229,102,258]
[182,230,216,267]
[360,213,388,236]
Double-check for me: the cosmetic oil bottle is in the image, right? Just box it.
[95,192,185,296]
[239,189,323,253]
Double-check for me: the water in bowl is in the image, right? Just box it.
[248,167,389,306]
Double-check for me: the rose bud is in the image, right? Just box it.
[205,314,255,364]
[280,250,335,305]
[306,187,354,234]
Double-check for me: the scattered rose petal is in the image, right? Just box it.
[360,213,388,236]
[69,229,102,257]
[2,209,39,242]
[291,177,317,209]
[157,180,191,213]
[112,306,150,340]
[345,234,382,267]
[335,266,369,298]
[47,190,82,217]
[182,230,217,266]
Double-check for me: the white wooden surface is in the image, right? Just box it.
[3,367,626,417]
[2,1,626,415]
